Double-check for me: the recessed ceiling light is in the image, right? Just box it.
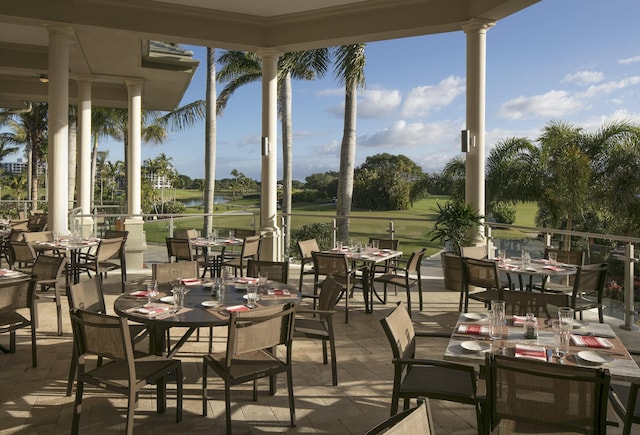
[39,74,49,83]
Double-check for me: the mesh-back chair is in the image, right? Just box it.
[571,263,608,323]
[31,254,67,336]
[297,238,319,292]
[312,251,357,323]
[22,230,53,243]
[536,248,586,292]
[166,237,195,262]
[222,234,261,277]
[486,353,610,434]
[66,275,149,396]
[8,240,37,272]
[26,214,47,232]
[76,237,126,293]
[365,400,435,435]
[380,303,482,430]
[70,309,183,435]
[104,230,128,282]
[460,257,504,313]
[373,248,426,317]
[201,303,296,434]
[246,259,289,284]
[609,357,640,435]
[0,277,38,367]
[368,238,400,299]
[502,290,570,319]
[294,277,342,386]
[152,261,199,284]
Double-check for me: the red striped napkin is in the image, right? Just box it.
[543,265,564,271]
[515,344,547,361]
[181,278,201,286]
[226,305,250,313]
[457,324,489,335]
[129,290,151,297]
[236,277,258,284]
[571,335,613,348]
[268,289,291,296]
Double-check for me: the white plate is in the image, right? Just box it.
[160,296,174,303]
[573,320,586,329]
[242,294,261,301]
[234,284,247,289]
[202,282,214,287]
[201,300,220,307]
[578,351,613,365]
[464,313,488,321]
[460,341,491,352]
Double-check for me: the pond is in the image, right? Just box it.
[181,196,228,207]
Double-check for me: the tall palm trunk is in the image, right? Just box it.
[68,117,77,209]
[280,71,293,256]
[336,79,358,243]
[203,47,217,236]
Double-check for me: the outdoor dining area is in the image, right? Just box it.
[2,226,640,434]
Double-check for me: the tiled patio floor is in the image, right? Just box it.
[0,247,638,434]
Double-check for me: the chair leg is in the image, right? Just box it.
[418,280,423,311]
[30,322,37,368]
[322,340,328,364]
[202,359,209,416]
[329,335,338,386]
[55,285,62,336]
[126,389,136,435]
[71,381,84,435]
[225,384,232,435]
[175,365,183,423]
[405,287,412,318]
[287,368,296,427]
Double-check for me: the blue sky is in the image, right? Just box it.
[101,0,640,182]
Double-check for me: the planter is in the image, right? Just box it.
[441,252,463,292]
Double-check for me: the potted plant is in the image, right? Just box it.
[429,200,484,292]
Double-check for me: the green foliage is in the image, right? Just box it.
[289,222,333,258]
[429,200,484,255]
[490,201,516,224]
[304,172,338,199]
[291,189,318,203]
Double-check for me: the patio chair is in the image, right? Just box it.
[368,238,400,299]
[485,353,610,434]
[365,400,435,435]
[26,214,47,232]
[380,303,483,429]
[534,247,585,293]
[571,263,608,323]
[0,277,38,367]
[294,276,342,386]
[246,259,289,284]
[22,230,53,243]
[65,275,149,396]
[70,309,183,435]
[222,234,261,277]
[104,229,128,282]
[31,254,66,336]
[373,248,426,317]
[75,237,126,293]
[312,251,358,323]
[460,257,505,313]
[609,350,640,435]
[8,240,37,272]
[152,261,199,284]
[201,303,297,434]
[297,238,319,292]
[502,289,569,319]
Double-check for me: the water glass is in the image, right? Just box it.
[371,239,379,251]
[491,300,505,325]
[146,280,158,304]
[490,315,503,340]
[221,266,231,282]
[246,284,258,308]
[557,306,574,330]
[172,286,186,309]
[497,249,505,264]
[258,272,268,289]
[211,277,222,299]
[521,250,531,268]
[548,251,558,265]
[552,319,570,358]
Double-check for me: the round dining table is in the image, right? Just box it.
[114,278,301,357]
[498,258,577,291]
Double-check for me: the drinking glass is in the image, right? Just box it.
[221,267,231,282]
[552,319,570,358]
[146,280,158,304]
[246,284,258,308]
[371,239,379,251]
[497,249,505,264]
[491,300,506,325]
[548,252,558,265]
[258,272,268,289]
[336,240,343,250]
[557,306,574,330]
[521,250,531,268]
[211,277,222,299]
[172,286,186,309]
[490,315,503,340]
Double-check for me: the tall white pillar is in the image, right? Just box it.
[257,48,281,261]
[47,25,72,234]
[124,79,145,270]
[77,77,94,236]
[463,19,494,240]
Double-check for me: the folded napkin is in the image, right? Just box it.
[512,315,527,325]
[226,305,250,313]
[129,290,151,297]
[515,344,547,361]
[181,278,201,286]
[134,304,171,316]
[572,324,616,339]
[267,289,291,296]
[236,277,258,284]
[571,335,613,348]
[501,264,518,270]
[0,269,19,277]
[457,324,489,335]
[543,265,564,272]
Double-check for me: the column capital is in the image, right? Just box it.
[44,24,74,36]
[256,47,283,59]
[461,18,495,34]
[75,75,95,84]
[125,78,143,88]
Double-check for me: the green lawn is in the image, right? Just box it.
[144,192,539,260]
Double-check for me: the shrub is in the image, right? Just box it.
[289,222,333,259]
[491,201,516,224]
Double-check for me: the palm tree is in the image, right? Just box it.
[0,102,48,211]
[217,49,330,254]
[486,137,540,206]
[333,44,366,243]
[203,47,217,237]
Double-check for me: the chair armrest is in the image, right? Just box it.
[415,331,452,339]
[392,358,477,374]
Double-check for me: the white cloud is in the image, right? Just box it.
[317,87,343,97]
[401,76,465,118]
[498,90,582,120]
[358,119,461,149]
[578,109,640,131]
[579,76,640,98]
[358,88,402,118]
[619,55,640,65]
[563,70,603,85]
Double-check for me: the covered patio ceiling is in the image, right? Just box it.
[0,0,539,111]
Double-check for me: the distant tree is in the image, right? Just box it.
[440,156,466,202]
[305,171,339,199]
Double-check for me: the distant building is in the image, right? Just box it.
[0,158,47,174]
[145,173,172,189]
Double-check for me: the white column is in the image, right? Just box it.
[47,25,72,235]
[77,77,94,236]
[126,79,143,217]
[463,19,494,241]
[124,79,145,270]
[257,48,281,261]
